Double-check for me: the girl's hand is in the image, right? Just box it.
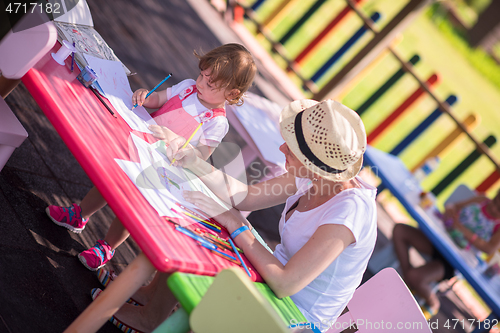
[183,191,231,225]
[443,203,459,220]
[132,88,150,107]
[166,137,197,168]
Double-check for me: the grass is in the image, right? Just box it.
[243,0,500,205]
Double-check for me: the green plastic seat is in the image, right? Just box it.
[153,268,306,333]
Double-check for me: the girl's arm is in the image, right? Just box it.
[169,141,297,212]
[444,195,488,218]
[132,88,169,109]
[452,218,500,255]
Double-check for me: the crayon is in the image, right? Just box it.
[90,87,116,118]
[132,74,172,110]
[170,122,202,166]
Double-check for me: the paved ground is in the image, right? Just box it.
[0,0,488,332]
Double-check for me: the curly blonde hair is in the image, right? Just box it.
[195,43,257,106]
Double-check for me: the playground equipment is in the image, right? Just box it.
[229,0,500,198]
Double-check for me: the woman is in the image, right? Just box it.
[105,99,377,333]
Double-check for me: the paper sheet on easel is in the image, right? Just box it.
[84,55,155,132]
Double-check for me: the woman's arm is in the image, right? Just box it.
[183,191,355,298]
[224,217,354,297]
[170,143,297,211]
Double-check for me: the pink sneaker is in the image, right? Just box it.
[45,203,88,233]
[78,240,115,271]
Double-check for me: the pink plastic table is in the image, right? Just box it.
[22,42,262,332]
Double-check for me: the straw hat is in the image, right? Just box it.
[279,99,366,182]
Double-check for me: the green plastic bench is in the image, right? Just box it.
[153,268,306,333]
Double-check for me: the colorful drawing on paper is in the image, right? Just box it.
[114,134,228,219]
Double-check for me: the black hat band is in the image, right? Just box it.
[294,111,346,175]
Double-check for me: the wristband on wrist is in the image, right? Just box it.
[469,233,478,244]
[230,225,249,239]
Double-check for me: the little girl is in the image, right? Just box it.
[46,43,257,270]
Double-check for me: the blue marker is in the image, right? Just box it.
[132,73,172,110]
[175,226,237,261]
[229,237,251,278]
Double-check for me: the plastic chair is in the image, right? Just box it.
[326,268,431,333]
[0,10,57,97]
[443,184,476,207]
[0,97,28,171]
[153,268,307,333]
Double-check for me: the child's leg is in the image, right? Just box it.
[80,186,108,220]
[103,217,131,250]
[393,223,444,312]
[112,273,177,332]
[46,186,107,233]
[393,223,435,273]
[78,217,130,271]
[405,261,444,311]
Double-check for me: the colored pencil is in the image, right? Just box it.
[172,208,221,233]
[196,229,243,253]
[198,242,238,261]
[209,249,242,265]
[170,122,203,166]
[183,211,221,229]
[90,87,116,118]
[229,237,251,278]
[175,202,220,226]
[194,229,233,251]
[175,226,238,261]
[131,73,172,110]
[70,42,75,72]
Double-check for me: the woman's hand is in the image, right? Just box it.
[166,136,197,168]
[132,88,150,107]
[149,125,175,143]
[183,190,234,227]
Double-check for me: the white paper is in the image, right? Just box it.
[84,55,155,132]
[53,0,94,27]
[115,134,228,219]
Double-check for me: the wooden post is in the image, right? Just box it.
[389,95,457,156]
[314,0,431,100]
[431,135,497,197]
[410,113,478,172]
[367,73,439,145]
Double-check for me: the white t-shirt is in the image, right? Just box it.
[273,176,377,331]
[165,79,229,147]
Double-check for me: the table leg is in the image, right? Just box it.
[0,76,21,99]
[64,252,156,333]
[151,307,190,333]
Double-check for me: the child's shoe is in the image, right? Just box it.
[96,267,117,288]
[45,203,88,233]
[78,240,115,271]
[420,303,438,320]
